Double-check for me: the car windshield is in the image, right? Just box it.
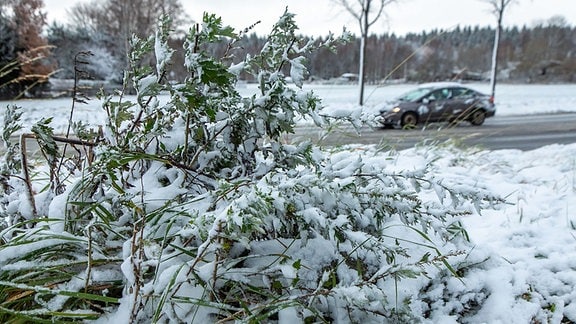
[396,87,433,102]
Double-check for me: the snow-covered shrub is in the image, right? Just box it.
[0,12,503,323]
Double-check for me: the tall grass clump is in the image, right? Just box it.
[0,12,503,323]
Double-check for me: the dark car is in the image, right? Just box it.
[378,82,496,128]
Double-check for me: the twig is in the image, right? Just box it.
[19,134,37,217]
[57,51,93,179]
[17,132,97,218]
[85,226,93,293]
[211,221,223,302]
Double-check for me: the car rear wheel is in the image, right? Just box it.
[469,109,486,126]
[401,112,418,129]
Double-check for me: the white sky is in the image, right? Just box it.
[43,0,576,36]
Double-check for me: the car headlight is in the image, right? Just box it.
[391,107,401,113]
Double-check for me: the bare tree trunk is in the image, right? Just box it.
[490,9,503,100]
[358,35,366,106]
[484,0,515,100]
[358,2,371,106]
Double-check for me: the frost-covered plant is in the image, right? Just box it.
[0,105,24,225]
[0,11,503,323]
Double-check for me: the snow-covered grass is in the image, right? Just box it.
[402,143,576,322]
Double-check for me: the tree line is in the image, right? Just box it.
[351,19,576,84]
[1,0,575,99]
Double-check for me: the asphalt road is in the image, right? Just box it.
[5,113,576,155]
[290,113,576,151]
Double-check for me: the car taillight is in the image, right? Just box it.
[489,96,495,104]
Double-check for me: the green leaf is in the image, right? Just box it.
[31,118,59,164]
[292,259,301,270]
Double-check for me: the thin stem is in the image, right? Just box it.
[19,134,37,218]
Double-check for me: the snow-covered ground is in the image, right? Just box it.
[2,83,576,322]
[400,143,576,322]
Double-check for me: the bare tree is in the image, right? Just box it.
[544,15,570,61]
[332,0,395,106]
[70,0,188,39]
[481,0,516,100]
[69,0,189,72]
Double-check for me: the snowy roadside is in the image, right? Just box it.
[1,83,576,134]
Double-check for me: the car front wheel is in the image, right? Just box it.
[469,109,486,126]
[401,112,418,129]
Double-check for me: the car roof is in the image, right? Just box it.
[417,82,467,89]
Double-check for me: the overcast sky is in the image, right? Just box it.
[43,0,576,36]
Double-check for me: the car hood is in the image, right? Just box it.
[378,100,418,113]
[378,101,401,113]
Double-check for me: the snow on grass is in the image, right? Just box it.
[407,143,576,322]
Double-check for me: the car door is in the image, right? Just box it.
[449,87,476,121]
[423,88,452,122]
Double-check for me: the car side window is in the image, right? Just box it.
[426,91,437,101]
[438,89,451,100]
[453,88,473,99]
[428,89,450,101]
